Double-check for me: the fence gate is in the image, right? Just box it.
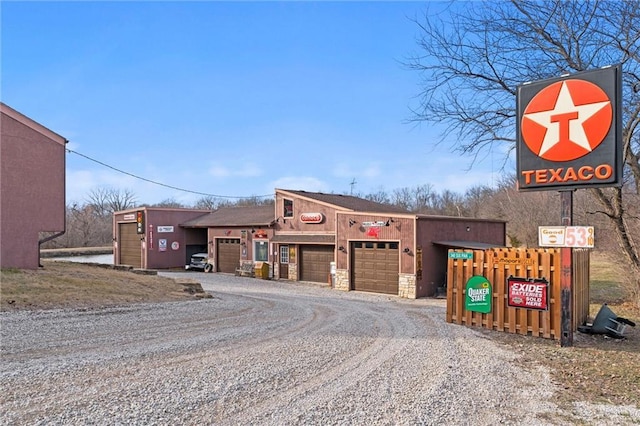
[446,248,590,340]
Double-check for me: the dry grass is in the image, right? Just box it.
[0,260,195,311]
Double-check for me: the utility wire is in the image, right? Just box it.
[66,148,273,199]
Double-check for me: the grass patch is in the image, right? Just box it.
[589,252,631,304]
[1,261,195,311]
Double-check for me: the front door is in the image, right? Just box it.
[279,245,289,279]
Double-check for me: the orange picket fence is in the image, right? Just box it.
[446,248,590,340]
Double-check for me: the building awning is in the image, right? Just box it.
[270,234,335,244]
[432,240,504,250]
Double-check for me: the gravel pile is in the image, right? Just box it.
[1,272,636,425]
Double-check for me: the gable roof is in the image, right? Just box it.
[277,189,409,214]
[181,205,275,227]
[1,102,67,145]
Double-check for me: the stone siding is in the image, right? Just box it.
[334,269,350,291]
[288,263,298,281]
[398,273,417,299]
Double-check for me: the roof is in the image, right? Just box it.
[432,240,505,250]
[270,234,335,244]
[181,205,275,227]
[278,189,409,214]
[1,102,67,145]
[416,214,507,223]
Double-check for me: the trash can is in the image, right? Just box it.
[254,262,270,280]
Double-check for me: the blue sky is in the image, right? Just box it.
[2,1,504,205]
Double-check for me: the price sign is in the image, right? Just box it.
[565,226,595,248]
[538,226,594,248]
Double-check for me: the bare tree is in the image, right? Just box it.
[391,184,439,213]
[193,196,220,210]
[434,189,466,217]
[86,187,137,216]
[232,196,274,207]
[408,0,640,300]
[489,176,560,247]
[364,187,392,205]
[149,198,186,208]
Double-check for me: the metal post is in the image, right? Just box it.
[560,191,573,347]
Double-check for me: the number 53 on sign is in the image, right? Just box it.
[538,226,595,248]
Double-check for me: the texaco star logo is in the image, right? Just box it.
[521,79,612,162]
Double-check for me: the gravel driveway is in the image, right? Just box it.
[2,272,566,425]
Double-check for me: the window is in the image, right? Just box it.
[280,246,289,264]
[254,240,268,262]
[283,198,294,218]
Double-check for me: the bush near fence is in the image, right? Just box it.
[446,248,590,340]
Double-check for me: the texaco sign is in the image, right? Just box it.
[516,65,622,191]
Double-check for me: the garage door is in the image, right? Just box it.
[352,241,399,295]
[217,238,240,273]
[300,245,334,283]
[119,223,141,268]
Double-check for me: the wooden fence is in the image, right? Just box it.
[446,248,590,340]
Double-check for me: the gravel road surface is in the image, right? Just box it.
[1,272,629,425]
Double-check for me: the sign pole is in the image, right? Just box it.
[560,190,573,347]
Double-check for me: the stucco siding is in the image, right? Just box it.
[1,106,66,269]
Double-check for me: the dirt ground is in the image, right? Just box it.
[1,260,638,410]
[481,318,640,409]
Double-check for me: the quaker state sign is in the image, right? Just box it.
[516,65,622,191]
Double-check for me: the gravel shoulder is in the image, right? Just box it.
[1,272,638,425]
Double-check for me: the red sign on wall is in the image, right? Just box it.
[300,212,324,224]
[507,277,549,310]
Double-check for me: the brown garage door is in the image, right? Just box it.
[352,241,399,295]
[119,222,141,268]
[217,238,240,273]
[300,245,334,283]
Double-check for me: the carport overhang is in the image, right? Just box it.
[432,240,505,250]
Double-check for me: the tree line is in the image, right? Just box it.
[45,177,637,254]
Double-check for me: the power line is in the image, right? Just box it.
[66,148,273,199]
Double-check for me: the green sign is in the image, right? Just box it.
[465,276,492,313]
[449,251,473,260]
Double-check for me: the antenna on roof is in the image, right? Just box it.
[349,178,357,195]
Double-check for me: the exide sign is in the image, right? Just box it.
[516,65,622,191]
[507,277,549,311]
[300,212,324,224]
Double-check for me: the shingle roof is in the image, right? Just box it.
[278,189,409,214]
[181,205,275,227]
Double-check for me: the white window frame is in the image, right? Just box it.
[280,245,289,264]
